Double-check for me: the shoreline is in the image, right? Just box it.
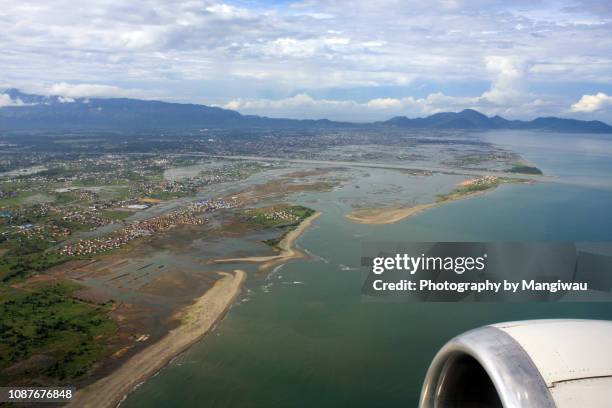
[214,211,321,271]
[69,269,247,408]
[345,187,496,225]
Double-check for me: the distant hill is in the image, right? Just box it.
[0,89,346,130]
[1,89,611,133]
[381,108,612,133]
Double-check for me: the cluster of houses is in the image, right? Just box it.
[59,197,238,256]
[249,208,300,223]
[460,176,500,189]
[9,222,71,241]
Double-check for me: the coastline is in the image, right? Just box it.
[69,269,247,408]
[214,211,321,271]
[345,184,499,225]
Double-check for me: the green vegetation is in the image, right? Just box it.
[141,189,196,201]
[100,209,135,221]
[0,154,274,388]
[262,234,286,248]
[53,191,80,204]
[0,250,74,283]
[245,205,315,248]
[0,191,36,207]
[290,205,316,218]
[437,176,504,202]
[0,281,117,385]
[245,205,315,228]
[507,164,543,175]
[0,205,97,282]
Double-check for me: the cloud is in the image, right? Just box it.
[220,54,552,121]
[222,79,569,122]
[223,93,408,121]
[222,91,513,121]
[121,27,170,49]
[481,56,526,104]
[0,93,24,107]
[224,93,362,113]
[571,92,612,113]
[205,3,253,20]
[261,36,351,58]
[44,82,149,99]
[1,0,612,121]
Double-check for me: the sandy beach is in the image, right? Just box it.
[69,269,246,408]
[345,203,437,225]
[214,211,321,271]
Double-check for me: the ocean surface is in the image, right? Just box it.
[122,131,612,407]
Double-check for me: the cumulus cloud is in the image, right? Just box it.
[121,27,170,49]
[223,92,490,121]
[44,82,149,99]
[481,56,526,104]
[261,36,351,58]
[205,3,253,20]
[571,92,612,113]
[223,93,404,121]
[0,94,24,107]
[221,83,570,122]
[220,53,554,121]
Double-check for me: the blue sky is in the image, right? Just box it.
[1,0,612,122]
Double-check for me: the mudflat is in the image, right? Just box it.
[69,269,246,408]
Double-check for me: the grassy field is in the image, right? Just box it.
[0,191,37,207]
[244,205,315,229]
[0,250,74,283]
[243,205,316,247]
[100,209,135,221]
[0,280,117,385]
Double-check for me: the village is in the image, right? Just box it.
[59,198,238,256]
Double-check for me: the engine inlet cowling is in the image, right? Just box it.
[419,319,612,408]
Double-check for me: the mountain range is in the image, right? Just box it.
[1,89,611,133]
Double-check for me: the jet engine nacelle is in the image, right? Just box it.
[419,319,612,408]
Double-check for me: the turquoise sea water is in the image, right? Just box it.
[123,132,612,407]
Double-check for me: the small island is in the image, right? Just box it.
[506,163,543,175]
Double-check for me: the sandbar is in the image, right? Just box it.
[345,203,437,225]
[214,211,321,271]
[345,178,506,225]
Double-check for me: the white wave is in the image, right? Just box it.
[266,264,285,281]
[303,247,329,264]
